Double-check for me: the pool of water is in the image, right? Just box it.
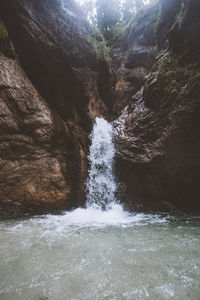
[0,204,200,300]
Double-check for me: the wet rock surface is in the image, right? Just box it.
[0,0,112,125]
[168,0,200,65]
[0,48,77,216]
[0,0,112,216]
[114,0,200,212]
[111,1,160,116]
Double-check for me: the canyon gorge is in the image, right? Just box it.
[0,0,200,216]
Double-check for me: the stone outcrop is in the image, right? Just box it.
[114,0,200,212]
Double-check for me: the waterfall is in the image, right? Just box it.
[86,117,118,209]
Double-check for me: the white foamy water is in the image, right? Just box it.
[86,117,118,209]
[0,117,200,300]
[0,212,200,300]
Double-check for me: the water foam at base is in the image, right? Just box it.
[1,211,200,300]
[37,204,168,231]
[1,118,200,300]
[48,117,166,229]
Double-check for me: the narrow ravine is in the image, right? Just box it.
[0,0,200,298]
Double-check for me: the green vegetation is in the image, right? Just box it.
[0,20,9,39]
[154,3,161,34]
[0,20,11,56]
[176,2,185,27]
[146,54,200,105]
[108,21,130,45]
[88,33,111,64]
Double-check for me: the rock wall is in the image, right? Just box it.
[0,0,112,216]
[111,1,160,116]
[0,0,113,125]
[0,24,76,216]
[114,0,200,212]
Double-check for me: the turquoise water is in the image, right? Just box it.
[0,206,200,300]
[1,118,199,300]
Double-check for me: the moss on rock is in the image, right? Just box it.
[88,28,111,65]
[144,53,200,108]
[0,19,15,58]
[0,20,8,39]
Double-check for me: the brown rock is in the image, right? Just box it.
[114,53,200,212]
[0,0,113,216]
[0,0,112,126]
[0,12,90,216]
[0,50,78,216]
[111,2,160,116]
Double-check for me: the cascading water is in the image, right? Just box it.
[0,123,200,300]
[86,117,118,209]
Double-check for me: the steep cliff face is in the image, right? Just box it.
[168,0,200,65]
[0,0,113,216]
[114,0,200,212]
[111,1,160,115]
[0,24,78,216]
[0,0,112,126]
[111,0,184,117]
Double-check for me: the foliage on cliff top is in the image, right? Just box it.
[88,28,111,64]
